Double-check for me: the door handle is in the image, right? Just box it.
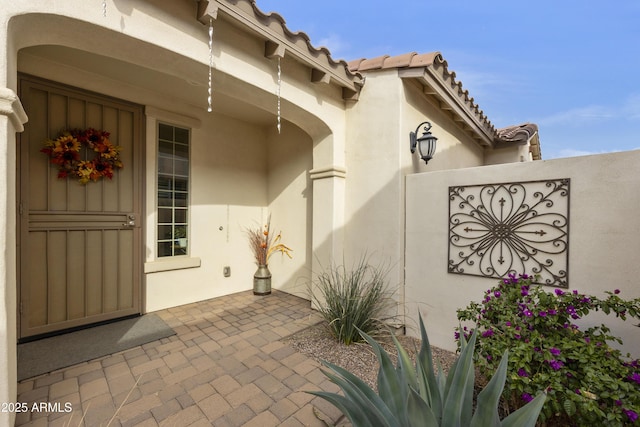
[123,214,136,227]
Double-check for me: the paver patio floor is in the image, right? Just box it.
[15,291,344,426]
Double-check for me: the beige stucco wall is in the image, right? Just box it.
[484,143,532,164]
[267,125,314,298]
[343,71,488,319]
[405,149,640,357]
[143,108,313,311]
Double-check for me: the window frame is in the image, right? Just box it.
[155,122,191,259]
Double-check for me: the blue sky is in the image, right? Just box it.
[255,0,639,159]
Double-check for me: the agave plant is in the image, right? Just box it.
[308,316,546,427]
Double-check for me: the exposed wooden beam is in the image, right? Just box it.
[311,68,330,84]
[342,87,360,102]
[264,40,285,59]
[197,0,219,24]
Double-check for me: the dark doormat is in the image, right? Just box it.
[17,314,175,381]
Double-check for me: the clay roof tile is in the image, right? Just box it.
[497,123,539,143]
[347,58,367,72]
[408,52,439,68]
[384,52,418,69]
[358,54,391,71]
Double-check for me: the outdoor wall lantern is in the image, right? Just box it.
[410,121,438,165]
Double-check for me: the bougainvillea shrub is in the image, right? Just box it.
[457,274,640,426]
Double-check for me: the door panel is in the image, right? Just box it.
[18,76,143,339]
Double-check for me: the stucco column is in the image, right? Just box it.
[309,131,346,295]
[0,87,27,427]
[309,166,346,277]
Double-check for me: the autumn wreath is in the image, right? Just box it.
[41,128,123,184]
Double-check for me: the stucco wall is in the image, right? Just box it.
[267,124,313,298]
[144,111,313,311]
[344,71,405,278]
[484,143,532,164]
[405,150,640,357]
[342,72,489,318]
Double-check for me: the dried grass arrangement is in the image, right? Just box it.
[246,214,292,266]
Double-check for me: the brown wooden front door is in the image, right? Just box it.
[18,75,143,340]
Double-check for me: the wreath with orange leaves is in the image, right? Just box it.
[41,128,123,184]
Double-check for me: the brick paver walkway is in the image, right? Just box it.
[15,291,344,426]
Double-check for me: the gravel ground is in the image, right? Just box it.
[282,321,458,390]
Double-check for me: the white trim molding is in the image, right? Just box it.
[0,88,28,132]
[309,166,346,180]
[144,257,202,273]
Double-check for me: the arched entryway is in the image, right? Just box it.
[2,4,353,421]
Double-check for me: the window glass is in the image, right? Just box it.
[156,123,190,257]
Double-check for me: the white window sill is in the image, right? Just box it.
[144,257,201,273]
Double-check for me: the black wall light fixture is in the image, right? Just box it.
[410,121,438,165]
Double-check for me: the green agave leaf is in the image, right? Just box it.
[318,362,398,426]
[308,390,385,427]
[461,351,475,427]
[443,330,466,400]
[416,360,435,418]
[435,358,447,398]
[360,329,409,424]
[441,331,477,427]
[470,350,508,427]
[406,386,439,426]
[417,315,443,421]
[391,332,418,391]
[501,392,547,427]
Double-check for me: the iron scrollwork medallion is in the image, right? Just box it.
[448,179,570,287]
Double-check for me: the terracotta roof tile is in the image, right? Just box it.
[408,52,439,68]
[358,55,391,71]
[348,52,440,72]
[349,51,541,156]
[347,58,366,71]
[213,0,363,85]
[350,51,498,142]
[496,123,539,143]
[384,52,418,68]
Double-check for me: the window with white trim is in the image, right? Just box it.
[157,123,190,257]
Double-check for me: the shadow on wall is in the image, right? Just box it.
[266,123,314,298]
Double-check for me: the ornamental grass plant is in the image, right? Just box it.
[457,274,640,426]
[311,257,394,345]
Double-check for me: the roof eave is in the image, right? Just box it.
[399,67,495,148]
[197,0,364,101]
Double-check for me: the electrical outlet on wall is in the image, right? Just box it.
[223,266,231,277]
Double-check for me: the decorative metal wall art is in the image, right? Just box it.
[448,179,570,287]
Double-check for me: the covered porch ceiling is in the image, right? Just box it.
[18,44,276,127]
